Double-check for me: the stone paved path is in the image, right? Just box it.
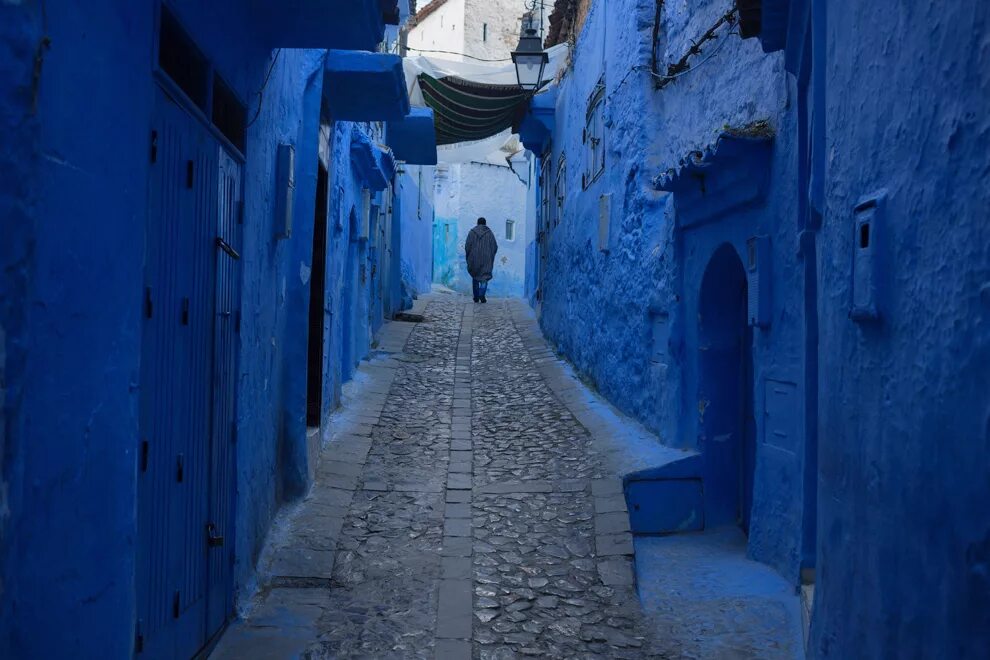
[213,294,696,659]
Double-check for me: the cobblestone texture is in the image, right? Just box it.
[471,305,604,487]
[214,295,687,659]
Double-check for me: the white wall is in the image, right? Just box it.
[412,0,534,299]
[409,0,466,60]
[462,0,530,60]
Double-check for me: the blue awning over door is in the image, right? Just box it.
[386,108,438,165]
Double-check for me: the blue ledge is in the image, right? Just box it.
[518,89,557,154]
[386,108,438,165]
[351,131,393,191]
[651,130,774,229]
[254,0,385,51]
[324,50,410,122]
[760,0,792,53]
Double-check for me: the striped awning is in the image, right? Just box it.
[418,74,534,146]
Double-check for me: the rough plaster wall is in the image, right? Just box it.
[812,1,990,656]
[398,164,437,295]
[0,2,40,655]
[410,0,466,58]
[537,0,806,580]
[0,2,157,655]
[462,0,529,60]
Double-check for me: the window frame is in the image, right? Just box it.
[582,77,606,189]
[554,154,566,227]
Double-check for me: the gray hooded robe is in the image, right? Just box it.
[465,224,498,282]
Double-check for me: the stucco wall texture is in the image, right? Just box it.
[534,0,989,656]
[0,2,408,655]
[397,164,437,297]
[811,1,990,656]
[536,0,805,579]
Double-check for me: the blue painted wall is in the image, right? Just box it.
[0,2,408,655]
[396,164,436,300]
[809,0,990,656]
[1,3,154,655]
[534,0,807,581]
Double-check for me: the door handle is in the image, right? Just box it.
[216,237,240,260]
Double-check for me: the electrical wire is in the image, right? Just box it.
[649,29,738,85]
[246,48,283,128]
[404,46,512,62]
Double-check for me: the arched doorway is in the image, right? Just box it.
[698,243,756,534]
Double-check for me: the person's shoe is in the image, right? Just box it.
[480,296,487,303]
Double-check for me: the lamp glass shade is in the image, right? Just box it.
[512,52,547,90]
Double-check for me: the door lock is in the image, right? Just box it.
[206,523,225,548]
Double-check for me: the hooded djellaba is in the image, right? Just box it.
[465,218,498,283]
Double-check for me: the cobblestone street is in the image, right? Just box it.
[213,294,694,659]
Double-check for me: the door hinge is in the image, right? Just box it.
[150,131,158,164]
[172,591,180,619]
[134,620,144,654]
[235,310,241,334]
[176,453,184,483]
[181,297,190,325]
[231,421,238,444]
[186,160,194,188]
[139,439,149,473]
[144,287,153,319]
[237,200,245,225]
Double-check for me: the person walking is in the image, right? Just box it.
[465,217,498,303]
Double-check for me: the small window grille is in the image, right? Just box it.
[583,77,606,189]
[554,155,566,227]
[158,6,210,110]
[540,155,552,233]
[505,219,515,241]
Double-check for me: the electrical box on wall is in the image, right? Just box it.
[275,144,295,239]
[850,190,886,322]
[598,193,611,252]
[746,235,771,328]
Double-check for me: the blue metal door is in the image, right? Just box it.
[206,147,242,638]
[137,86,238,658]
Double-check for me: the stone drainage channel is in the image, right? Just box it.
[212,293,801,659]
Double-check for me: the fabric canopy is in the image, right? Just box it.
[402,44,568,146]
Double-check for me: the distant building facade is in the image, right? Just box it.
[409,0,532,298]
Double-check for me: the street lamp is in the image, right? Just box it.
[511,13,549,92]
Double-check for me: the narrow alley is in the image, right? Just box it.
[3,1,987,657]
[214,294,800,659]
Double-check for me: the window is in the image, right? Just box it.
[505,219,515,241]
[158,5,210,110]
[583,77,606,188]
[539,155,551,236]
[554,155,566,227]
[159,6,248,154]
[212,75,247,153]
[483,23,488,41]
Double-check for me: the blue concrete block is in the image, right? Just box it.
[255,0,385,51]
[626,479,705,534]
[323,50,409,122]
[387,107,438,165]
